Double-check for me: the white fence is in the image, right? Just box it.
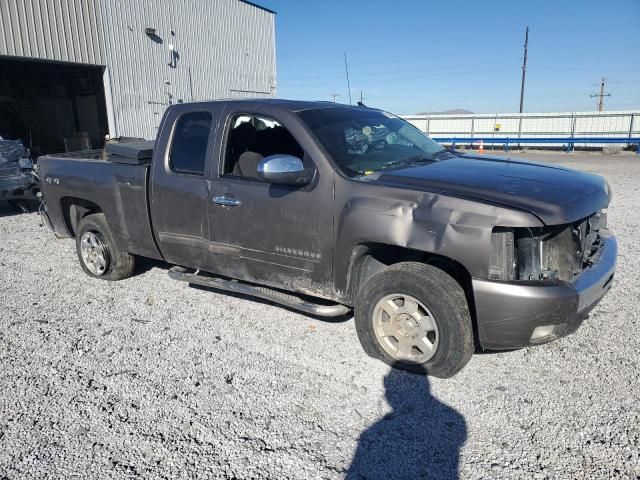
[402,110,640,147]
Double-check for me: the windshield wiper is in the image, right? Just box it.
[431,148,453,158]
[378,154,436,171]
[378,155,425,170]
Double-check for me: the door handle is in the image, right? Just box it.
[212,195,241,207]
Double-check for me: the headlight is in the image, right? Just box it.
[18,157,32,169]
[489,228,516,280]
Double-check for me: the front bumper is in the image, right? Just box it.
[472,229,617,350]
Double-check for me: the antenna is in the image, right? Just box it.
[330,92,341,102]
[519,26,529,113]
[344,53,352,105]
[357,90,367,107]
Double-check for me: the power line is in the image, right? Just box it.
[279,60,517,83]
[279,66,517,89]
[279,51,483,78]
[277,63,640,85]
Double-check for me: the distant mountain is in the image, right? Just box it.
[416,109,474,115]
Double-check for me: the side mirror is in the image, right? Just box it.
[257,154,312,186]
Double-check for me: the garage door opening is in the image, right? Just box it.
[0,57,109,157]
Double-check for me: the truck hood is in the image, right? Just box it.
[375,153,609,225]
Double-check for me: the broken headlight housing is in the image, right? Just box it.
[489,211,607,282]
[489,228,516,280]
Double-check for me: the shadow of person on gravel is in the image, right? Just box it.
[346,366,466,480]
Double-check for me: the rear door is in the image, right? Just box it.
[150,104,223,270]
[207,106,335,298]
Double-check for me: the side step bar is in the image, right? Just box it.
[168,266,352,318]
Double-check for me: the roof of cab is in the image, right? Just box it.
[179,98,367,113]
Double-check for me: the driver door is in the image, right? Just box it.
[207,108,334,297]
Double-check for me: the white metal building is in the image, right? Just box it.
[0,0,276,155]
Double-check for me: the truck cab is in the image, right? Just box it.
[150,102,336,296]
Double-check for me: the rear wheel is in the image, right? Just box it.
[75,213,135,281]
[354,262,474,378]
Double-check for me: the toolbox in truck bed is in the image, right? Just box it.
[106,140,155,165]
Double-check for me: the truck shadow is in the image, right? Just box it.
[134,257,173,275]
[190,283,353,323]
[346,365,466,480]
[0,200,38,217]
[133,258,353,322]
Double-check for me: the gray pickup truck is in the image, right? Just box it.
[38,100,616,377]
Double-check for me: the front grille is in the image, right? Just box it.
[0,163,21,178]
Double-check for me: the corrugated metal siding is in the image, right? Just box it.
[98,0,276,138]
[0,0,104,64]
[0,0,276,139]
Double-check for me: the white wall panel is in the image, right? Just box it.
[405,111,640,147]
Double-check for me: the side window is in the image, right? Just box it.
[223,113,305,179]
[169,111,212,175]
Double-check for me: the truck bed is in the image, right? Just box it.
[38,151,161,260]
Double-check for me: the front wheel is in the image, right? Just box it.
[75,213,135,281]
[354,262,474,378]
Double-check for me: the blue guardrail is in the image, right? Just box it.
[431,137,640,155]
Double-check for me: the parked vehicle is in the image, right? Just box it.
[38,100,616,377]
[0,139,40,208]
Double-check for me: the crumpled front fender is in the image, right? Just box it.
[333,176,544,296]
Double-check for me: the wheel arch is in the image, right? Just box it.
[344,243,479,347]
[60,197,104,237]
[346,243,471,297]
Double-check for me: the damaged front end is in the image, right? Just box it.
[0,139,40,204]
[476,209,616,350]
[489,209,608,282]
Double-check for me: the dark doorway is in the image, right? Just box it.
[0,56,109,157]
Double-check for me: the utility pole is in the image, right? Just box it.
[591,77,611,111]
[344,53,352,105]
[330,92,340,102]
[519,26,529,113]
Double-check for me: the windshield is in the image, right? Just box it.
[298,107,446,177]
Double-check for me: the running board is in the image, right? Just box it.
[168,266,351,317]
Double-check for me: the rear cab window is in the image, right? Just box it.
[169,111,213,175]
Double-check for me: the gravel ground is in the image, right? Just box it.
[0,151,639,479]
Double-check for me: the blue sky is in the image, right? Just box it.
[259,0,640,114]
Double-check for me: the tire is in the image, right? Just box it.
[75,213,135,281]
[354,262,474,378]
